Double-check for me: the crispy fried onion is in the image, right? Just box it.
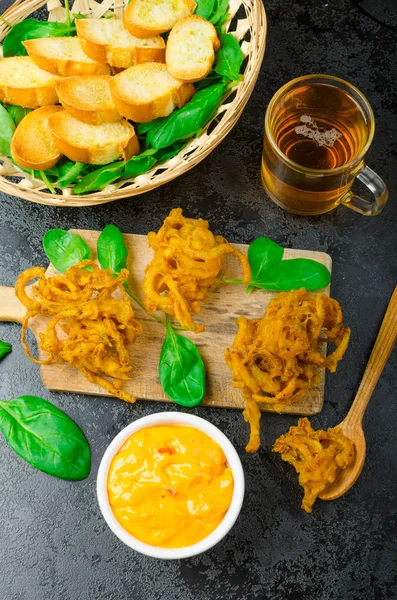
[225,289,351,452]
[273,417,354,512]
[15,261,142,403]
[142,208,250,333]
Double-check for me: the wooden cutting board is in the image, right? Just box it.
[0,230,332,415]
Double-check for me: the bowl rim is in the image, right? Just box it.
[97,411,245,559]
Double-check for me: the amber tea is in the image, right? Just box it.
[261,75,388,216]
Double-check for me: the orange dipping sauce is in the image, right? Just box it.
[107,425,234,548]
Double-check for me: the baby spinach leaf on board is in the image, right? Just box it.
[147,83,225,149]
[97,224,128,273]
[73,161,124,194]
[209,0,229,25]
[97,224,151,314]
[215,33,243,81]
[43,229,91,272]
[255,259,331,291]
[159,317,205,407]
[0,396,90,480]
[0,340,12,361]
[0,103,16,157]
[6,105,32,127]
[195,0,216,19]
[2,19,76,57]
[248,237,284,290]
[246,237,330,291]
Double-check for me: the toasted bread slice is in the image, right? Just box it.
[23,37,110,76]
[0,57,60,108]
[109,62,195,122]
[48,111,140,164]
[76,18,165,69]
[11,106,63,170]
[56,76,121,125]
[123,0,196,38]
[166,15,220,82]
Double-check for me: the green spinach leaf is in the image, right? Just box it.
[97,224,127,273]
[195,0,216,19]
[209,0,229,25]
[0,103,16,157]
[147,83,225,149]
[0,395,90,480]
[215,33,243,81]
[73,161,124,194]
[159,317,205,407]
[56,160,85,189]
[248,237,284,291]
[154,140,186,162]
[255,258,331,291]
[6,105,32,127]
[195,70,226,90]
[97,224,148,312]
[2,19,76,57]
[43,229,91,272]
[0,340,12,361]
[135,120,163,136]
[247,237,330,291]
[122,154,157,179]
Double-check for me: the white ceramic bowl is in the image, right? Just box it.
[97,412,245,559]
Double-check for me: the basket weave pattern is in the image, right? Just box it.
[0,0,267,206]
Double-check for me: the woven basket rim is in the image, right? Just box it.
[0,0,267,206]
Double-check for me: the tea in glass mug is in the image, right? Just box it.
[261,75,388,216]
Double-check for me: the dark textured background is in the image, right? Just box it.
[0,0,396,598]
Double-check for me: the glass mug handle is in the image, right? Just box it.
[342,165,388,216]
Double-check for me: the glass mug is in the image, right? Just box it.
[261,74,388,216]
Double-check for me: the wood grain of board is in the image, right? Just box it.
[0,229,332,415]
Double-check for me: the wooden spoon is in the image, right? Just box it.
[319,287,397,501]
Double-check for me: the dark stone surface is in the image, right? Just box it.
[0,0,396,598]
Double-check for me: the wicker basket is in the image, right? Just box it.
[0,0,267,206]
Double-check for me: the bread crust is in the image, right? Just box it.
[0,57,59,108]
[55,76,121,125]
[23,38,110,76]
[166,15,220,83]
[109,63,195,122]
[48,111,140,164]
[76,18,165,69]
[123,0,196,38]
[11,105,63,170]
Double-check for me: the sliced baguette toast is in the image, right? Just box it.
[166,15,220,82]
[123,0,196,38]
[56,76,121,125]
[48,110,140,164]
[109,62,195,122]
[11,106,63,170]
[76,18,165,69]
[0,57,60,108]
[23,37,111,77]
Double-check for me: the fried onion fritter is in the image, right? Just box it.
[142,208,250,333]
[15,261,142,403]
[273,417,354,512]
[225,289,351,452]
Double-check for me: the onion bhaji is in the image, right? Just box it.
[142,208,250,332]
[15,261,142,403]
[273,417,354,512]
[225,289,350,452]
